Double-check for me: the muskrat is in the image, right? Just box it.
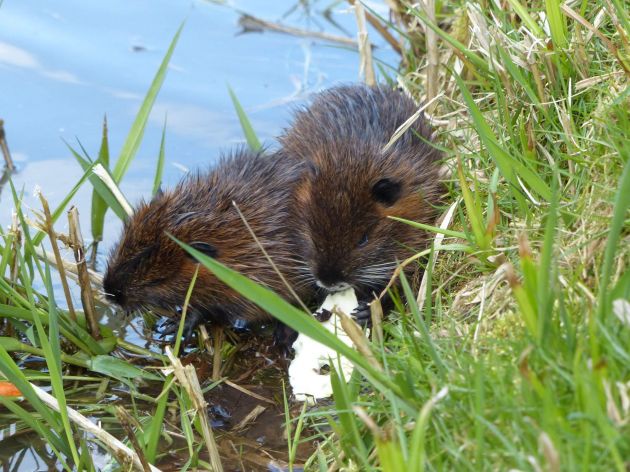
[279,84,443,320]
[103,148,311,343]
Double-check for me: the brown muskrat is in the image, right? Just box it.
[279,84,444,320]
[102,148,311,343]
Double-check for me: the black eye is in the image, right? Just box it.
[187,241,219,260]
[358,234,369,248]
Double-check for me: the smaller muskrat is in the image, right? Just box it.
[103,148,310,342]
[279,84,443,319]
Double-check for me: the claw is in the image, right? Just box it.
[156,310,206,344]
[350,301,372,327]
[273,322,298,355]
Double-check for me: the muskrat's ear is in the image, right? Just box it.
[305,161,319,176]
[187,242,219,260]
[371,178,402,206]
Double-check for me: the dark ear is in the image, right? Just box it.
[371,178,402,206]
[188,242,219,259]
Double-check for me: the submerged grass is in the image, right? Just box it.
[1,0,629,471]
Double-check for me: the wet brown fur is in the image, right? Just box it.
[103,148,310,327]
[280,84,443,302]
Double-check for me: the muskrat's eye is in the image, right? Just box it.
[358,233,369,248]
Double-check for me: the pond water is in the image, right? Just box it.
[0,0,397,469]
[0,0,397,255]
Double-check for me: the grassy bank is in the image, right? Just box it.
[317,0,630,469]
[1,0,629,471]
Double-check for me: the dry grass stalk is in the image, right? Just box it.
[0,119,14,171]
[354,2,376,86]
[382,93,443,153]
[34,246,104,288]
[561,4,630,76]
[115,406,152,472]
[238,13,358,48]
[211,325,223,380]
[348,0,402,54]
[29,382,163,472]
[603,0,630,51]
[197,324,214,358]
[370,298,384,346]
[223,379,275,405]
[68,206,101,339]
[575,70,625,90]
[335,307,382,371]
[8,212,21,294]
[37,192,77,321]
[232,405,266,432]
[92,163,133,217]
[423,0,439,111]
[165,347,223,472]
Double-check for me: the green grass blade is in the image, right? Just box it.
[537,168,559,342]
[112,22,184,182]
[91,116,110,244]
[399,270,446,377]
[0,345,67,451]
[228,85,262,152]
[454,73,552,201]
[0,397,69,467]
[505,0,545,38]
[407,7,491,77]
[145,376,173,461]
[42,262,81,465]
[545,0,567,50]
[595,124,630,326]
[67,143,130,220]
[457,161,487,249]
[329,364,369,461]
[153,115,167,196]
[389,216,466,239]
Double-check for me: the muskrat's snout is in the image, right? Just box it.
[314,264,351,293]
[102,269,126,307]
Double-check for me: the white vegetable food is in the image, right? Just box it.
[288,288,360,403]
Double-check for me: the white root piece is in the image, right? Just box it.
[289,288,361,403]
[29,383,162,472]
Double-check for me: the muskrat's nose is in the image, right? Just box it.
[315,266,349,293]
[103,273,126,306]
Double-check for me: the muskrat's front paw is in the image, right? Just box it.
[157,310,205,343]
[350,301,372,327]
[273,322,298,355]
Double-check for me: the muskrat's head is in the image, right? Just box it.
[102,185,229,317]
[103,195,216,314]
[292,140,440,298]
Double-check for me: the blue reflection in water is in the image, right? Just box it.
[0,1,396,253]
